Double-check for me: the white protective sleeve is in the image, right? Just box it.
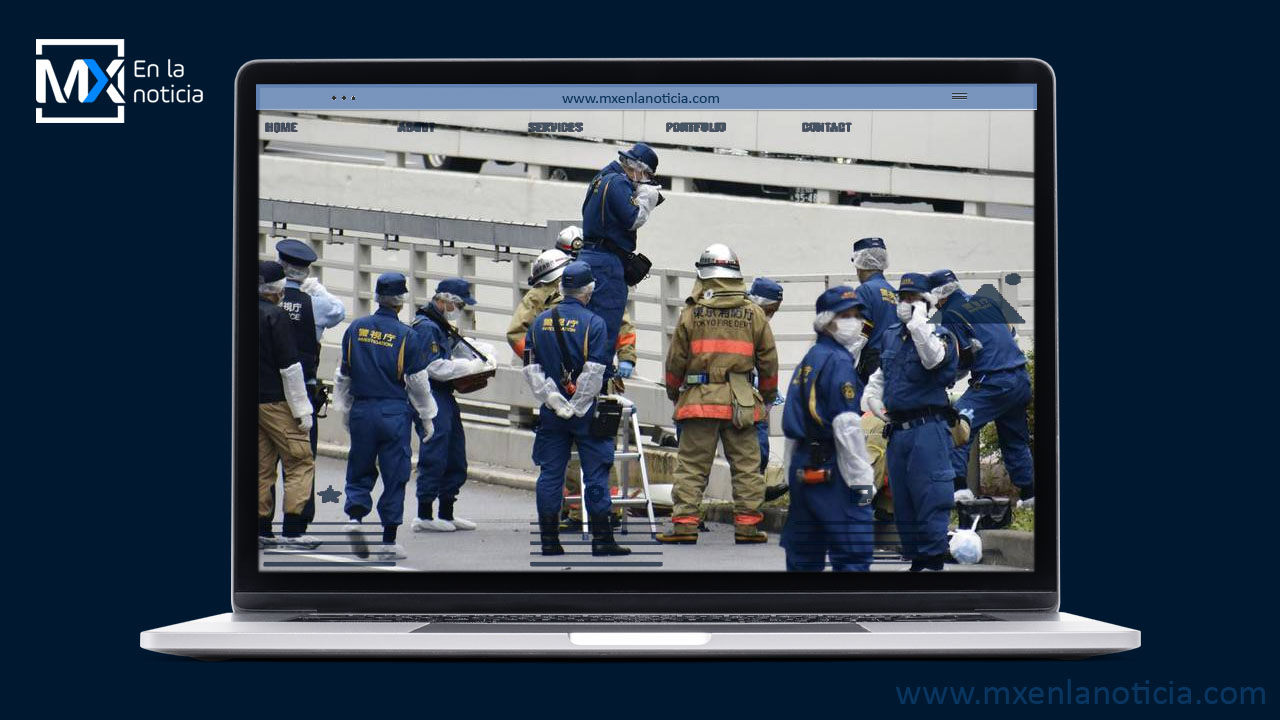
[832,412,876,489]
[568,361,607,416]
[404,368,439,422]
[427,356,486,382]
[332,368,352,415]
[279,363,313,419]
[630,184,661,230]
[522,362,561,405]
[861,368,889,421]
[906,309,948,370]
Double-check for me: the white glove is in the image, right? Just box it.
[909,301,930,326]
[866,395,888,422]
[297,414,313,434]
[419,417,435,443]
[954,488,975,503]
[896,302,914,322]
[634,183,661,211]
[1017,497,1035,510]
[300,277,322,295]
[546,392,574,419]
[862,368,890,422]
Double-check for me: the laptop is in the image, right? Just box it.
[140,58,1139,658]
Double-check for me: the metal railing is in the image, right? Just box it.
[260,199,1034,434]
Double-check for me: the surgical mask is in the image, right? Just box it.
[445,307,463,323]
[897,301,915,322]
[832,317,866,349]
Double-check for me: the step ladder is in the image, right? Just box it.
[566,395,658,539]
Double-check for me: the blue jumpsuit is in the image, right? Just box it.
[409,315,469,516]
[781,335,874,571]
[525,297,616,517]
[880,322,959,560]
[853,272,899,406]
[580,160,638,350]
[339,307,428,527]
[936,290,1033,491]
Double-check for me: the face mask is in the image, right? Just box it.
[445,307,463,323]
[832,317,866,349]
[897,301,915,322]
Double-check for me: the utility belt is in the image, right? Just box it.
[795,438,835,485]
[583,236,652,286]
[683,371,757,386]
[885,406,954,432]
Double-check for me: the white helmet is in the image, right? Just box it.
[530,249,571,286]
[695,243,742,280]
[556,225,584,257]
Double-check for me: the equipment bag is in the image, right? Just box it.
[955,495,1014,530]
[728,372,759,430]
[589,397,624,438]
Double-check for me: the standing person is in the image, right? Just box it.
[276,238,346,457]
[850,237,899,388]
[256,261,319,551]
[554,225,640,383]
[331,273,437,560]
[507,247,572,360]
[657,244,779,545]
[860,273,960,571]
[580,144,662,349]
[747,277,784,473]
[409,278,488,533]
[522,261,630,557]
[780,286,877,571]
[928,269,1035,507]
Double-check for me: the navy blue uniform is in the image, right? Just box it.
[936,290,1033,491]
[853,272,898,406]
[781,335,873,571]
[525,297,615,517]
[339,308,427,526]
[580,160,639,351]
[409,314,469,515]
[880,322,959,560]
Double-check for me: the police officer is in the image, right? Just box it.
[929,269,1035,508]
[580,144,662,349]
[257,261,319,550]
[658,245,780,545]
[850,237,899,388]
[410,278,488,533]
[781,286,878,571]
[332,273,437,560]
[276,238,346,457]
[522,261,630,557]
[748,277,785,473]
[861,273,960,571]
[552,225,641,379]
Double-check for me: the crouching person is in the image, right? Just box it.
[522,261,630,557]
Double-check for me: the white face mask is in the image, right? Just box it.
[445,307,463,323]
[832,317,866,349]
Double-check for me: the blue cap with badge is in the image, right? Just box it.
[897,273,931,295]
[619,143,659,173]
[375,272,408,296]
[927,269,959,289]
[750,277,784,303]
[815,285,864,314]
[436,277,477,305]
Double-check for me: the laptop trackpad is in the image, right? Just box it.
[569,632,710,646]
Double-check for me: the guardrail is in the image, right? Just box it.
[260,199,1033,437]
[259,111,1034,210]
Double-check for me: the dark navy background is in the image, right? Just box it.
[16,4,1270,715]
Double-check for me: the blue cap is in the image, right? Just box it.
[619,143,659,173]
[562,260,596,290]
[897,273,930,295]
[375,272,408,296]
[816,285,864,314]
[749,277,784,303]
[275,238,317,266]
[927,269,959,289]
[853,237,886,251]
[259,260,285,284]
[436,277,477,305]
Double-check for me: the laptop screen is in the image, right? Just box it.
[252,78,1040,577]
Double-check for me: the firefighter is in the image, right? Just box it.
[658,244,780,545]
[579,144,662,348]
[780,286,877,571]
[331,273,437,560]
[928,269,1034,507]
[522,261,630,557]
[861,273,960,571]
[256,261,319,550]
[409,278,487,533]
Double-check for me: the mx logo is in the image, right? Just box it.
[36,39,126,123]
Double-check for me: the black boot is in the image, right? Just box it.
[590,513,631,556]
[538,513,564,556]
